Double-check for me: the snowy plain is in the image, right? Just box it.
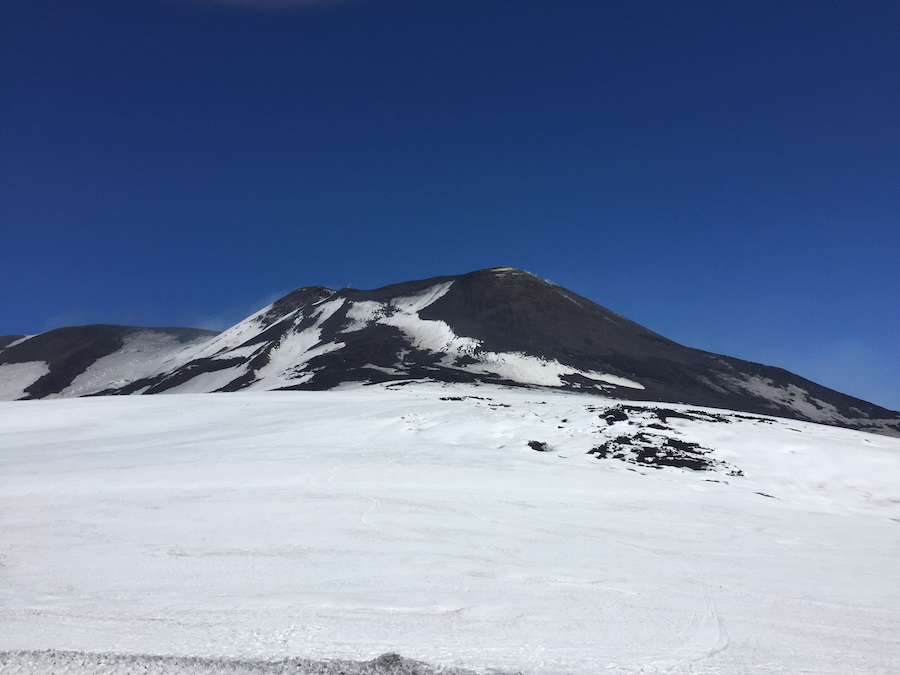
[2,383,899,674]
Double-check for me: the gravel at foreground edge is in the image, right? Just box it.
[0,650,509,675]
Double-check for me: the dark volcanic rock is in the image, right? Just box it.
[528,440,551,452]
[588,404,743,474]
[589,433,742,474]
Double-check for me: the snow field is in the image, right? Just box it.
[1,384,899,674]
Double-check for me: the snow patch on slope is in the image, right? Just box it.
[187,298,304,362]
[342,284,479,360]
[130,295,343,393]
[728,375,843,423]
[161,365,249,394]
[342,300,383,333]
[210,342,266,361]
[247,298,347,389]
[2,335,35,350]
[340,282,643,390]
[55,331,214,397]
[465,351,643,389]
[382,284,480,358]
[0,361,49,400]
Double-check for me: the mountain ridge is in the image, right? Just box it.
[1,267,898,436]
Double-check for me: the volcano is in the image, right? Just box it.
[3,271,900,675]
[1,267,898,436]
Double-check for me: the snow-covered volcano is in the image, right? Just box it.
[3,270,900,673]
[2,267,898,436]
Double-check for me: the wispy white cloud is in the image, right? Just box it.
[185,287,294,333]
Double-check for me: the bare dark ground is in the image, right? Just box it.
[0,650,494,675]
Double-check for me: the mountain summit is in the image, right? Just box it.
[1,267,898,436]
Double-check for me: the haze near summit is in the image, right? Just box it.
[1,1,897,410]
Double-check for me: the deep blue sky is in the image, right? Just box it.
[2,0,898,410]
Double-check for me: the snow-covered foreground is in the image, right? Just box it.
[2,384,899,674]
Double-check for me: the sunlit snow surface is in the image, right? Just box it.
[0,361,48,400]
[56,331,214,398]
[2,384,900,674]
